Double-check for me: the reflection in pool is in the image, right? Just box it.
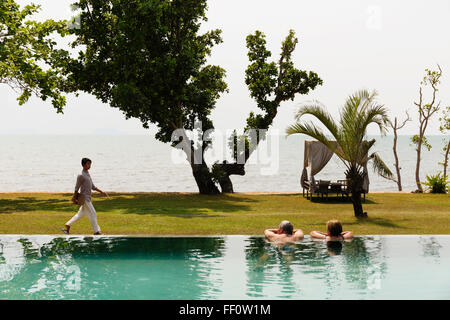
[0,235,449,299]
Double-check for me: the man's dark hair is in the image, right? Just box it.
[279,220,294,235]
[81,158,92,166]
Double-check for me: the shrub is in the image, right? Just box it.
[422,173,449,193]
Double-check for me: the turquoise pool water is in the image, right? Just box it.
[0,235,449,299]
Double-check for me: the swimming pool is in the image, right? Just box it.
[0,235,449,299]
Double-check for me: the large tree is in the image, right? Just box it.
[61,0,322,194]
[213,30,322,193]
[286,90,393,218]
[0,0,68,111]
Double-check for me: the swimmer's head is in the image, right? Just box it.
[278,220,294,235]
[326,220,343,237]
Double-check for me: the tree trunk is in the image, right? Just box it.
[216,162,245,193]
[191,163,221,195]
[444,141,450,179]
[415,138,423,193]
[177,129,220,195]
[351,191,365,218]
[346,165,367,218]
[392,128,402,191]
[218,176,234,193]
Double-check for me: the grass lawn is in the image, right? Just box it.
[0,192,449,235]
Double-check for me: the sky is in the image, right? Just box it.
[1,0,449,136]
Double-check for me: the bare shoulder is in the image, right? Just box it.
[342,231,354,239]
[293,234,304,241]
[264,230,279,240]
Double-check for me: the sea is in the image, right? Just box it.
[0,134,448,193]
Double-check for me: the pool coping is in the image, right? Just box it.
[1,234,449,238]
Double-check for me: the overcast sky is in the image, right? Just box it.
[1,0,449,135]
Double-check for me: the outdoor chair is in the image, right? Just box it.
[304,180,319,199]
[338,179,348,198]
[337,179,366,201]
[318,180,331,200]
[330,182,343,196]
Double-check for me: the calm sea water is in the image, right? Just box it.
[0,134,447,192]
[0,235,449,300]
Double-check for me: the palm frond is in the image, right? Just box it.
[357,103,390,136]
[339,90,374,160]
[356,138,376,164]
[295,101,341,142]
[369,152,394,179]
[286,121,340,155]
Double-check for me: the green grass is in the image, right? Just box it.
[0,192,449,235]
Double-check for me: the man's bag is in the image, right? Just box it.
[72,192,86,206]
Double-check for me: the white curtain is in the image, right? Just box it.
[301,140,370,193]
[301,141,335,187]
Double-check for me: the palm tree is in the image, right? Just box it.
[286,90,393,218]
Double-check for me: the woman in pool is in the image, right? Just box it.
[310,220,353,241]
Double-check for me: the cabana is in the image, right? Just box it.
[300,140,369,200]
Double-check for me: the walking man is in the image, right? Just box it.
[61,157,108,235]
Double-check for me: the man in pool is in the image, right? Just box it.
[264,220,304,242]
[61,157,109,235]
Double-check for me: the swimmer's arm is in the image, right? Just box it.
[293,229,304,239]
[310,231,327,239]
[341,231,354,239]
[264,229,279,239]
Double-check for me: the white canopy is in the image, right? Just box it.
[300,140,369,193]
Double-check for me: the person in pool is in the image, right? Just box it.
[310,219,353,241]
[264,220,304,242]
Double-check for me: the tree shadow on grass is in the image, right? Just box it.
[344,218,406,229]
[308,217,406,229]
[99,193,258,218]
[0,193,257,219]
[0,197,74,214]
[309,196,377,204]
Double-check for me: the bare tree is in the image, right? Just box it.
[384,111,411,191]
[412,65,443,193]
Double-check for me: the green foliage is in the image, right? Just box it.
[230,29,322,161]
[0,0,68,111]
[421,67,442,89]
[439,106,450,133]
[65,0,228,143]
[422,172,449,194]
[244,29,322,131]
[63,1,322,193]
[411,134,432,151]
